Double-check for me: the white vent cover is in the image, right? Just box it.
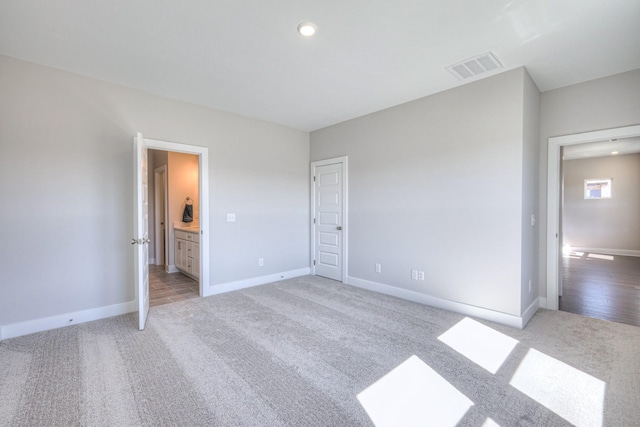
[446,52,503,81]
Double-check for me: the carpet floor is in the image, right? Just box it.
[1,275,638,426]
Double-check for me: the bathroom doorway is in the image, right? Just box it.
[134,135,209,329]
[148,148,202,306]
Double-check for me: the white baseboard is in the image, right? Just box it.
[521,297,540,327]
[569,247,640,257]
[205,268,311,297]
[149,257,156,265]
[345,276,532,329]
[167,264,179,273]
[0,300,136,341]
[539,297,548,309]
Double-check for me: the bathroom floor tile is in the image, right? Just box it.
[148,265,199,307]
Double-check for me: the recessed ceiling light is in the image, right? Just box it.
[611,151,619,155]
[297,22,317,37]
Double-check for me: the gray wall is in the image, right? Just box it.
[311,68,534,316]
[563,154,640,251]
[0,55,309,326]
[539,69,640,297]
[521,71,541,312]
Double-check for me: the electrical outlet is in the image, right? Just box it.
[258,258,264,267]
[528,279,532,292]
[411,269,418,280]
[227,213,236,222]
[530,214,536,227]
[375,263,381,273]
[418,271,425,281]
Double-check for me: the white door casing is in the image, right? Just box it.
[311,157,348,281]
[546,124,640,310]
[154,165,167,267]
[134,133,150,330]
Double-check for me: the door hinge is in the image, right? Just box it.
[313,218,316,224]
[313,260,316,266]
[313,176,316,181]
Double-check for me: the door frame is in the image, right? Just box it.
[139,137,210,297]
[546,124,640,309]
[154,165,168,267]
[310,156,348,282]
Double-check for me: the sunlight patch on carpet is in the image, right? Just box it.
[510,348,605,427]
[438,317,519,374]
[357,355,473,427]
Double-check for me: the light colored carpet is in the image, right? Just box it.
[1,275,638,426]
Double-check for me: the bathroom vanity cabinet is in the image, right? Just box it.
[175,229,200,279]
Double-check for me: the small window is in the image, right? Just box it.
[584,178,612,199]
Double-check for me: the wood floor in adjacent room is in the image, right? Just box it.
[149,265,199,307]
[560,251,640,327]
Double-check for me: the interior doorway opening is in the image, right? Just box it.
[546,125,640,320]
[134,135,210,331]
[558,138,640,326]
[148,149,201,307]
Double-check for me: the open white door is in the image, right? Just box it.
[133,132,150,330]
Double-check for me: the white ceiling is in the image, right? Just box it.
[1,0,639,131]
[563,137,640,160]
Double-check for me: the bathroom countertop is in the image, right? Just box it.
[174,225,200,233]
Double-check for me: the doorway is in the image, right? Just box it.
[148,149,200,307]
[311,157,348,282]
[135,135,210,329]
[546,125,640,322]
[558,138,640,325]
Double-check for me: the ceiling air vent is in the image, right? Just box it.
[446,52,503,81]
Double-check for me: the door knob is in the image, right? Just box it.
[337,226,342,230]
